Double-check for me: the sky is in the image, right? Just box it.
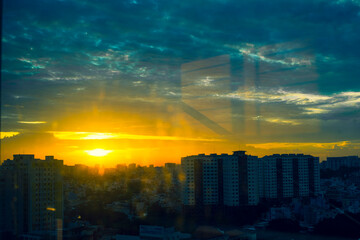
[1,0,360,167]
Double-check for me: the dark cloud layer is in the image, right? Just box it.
[2,0,360,145]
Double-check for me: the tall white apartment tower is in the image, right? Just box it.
[181,151,261,207]
[0,154,63,238]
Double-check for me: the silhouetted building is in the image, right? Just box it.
[164,163,177,170]
[322,156,359,170]
[0,154,63,239]
[181,151,261,207]
[181,151,320,207]
[128,163,136,169]
[262,154,320,199]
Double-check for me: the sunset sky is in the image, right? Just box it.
[1,0,360,167]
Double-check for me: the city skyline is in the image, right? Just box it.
[2,0,360,167]
[1,152,360,238]
[1,151,358,169]
[2,1,360,239]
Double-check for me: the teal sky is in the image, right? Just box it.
[1,0,360,165]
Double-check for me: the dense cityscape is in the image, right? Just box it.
[1,151,360,240]
[2,1,360,239]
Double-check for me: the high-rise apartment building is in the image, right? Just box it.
[322,156,359,170]
[262,154,320,200]
[0,154,63,238]
[181,151,320,207]
[181,151,261,207]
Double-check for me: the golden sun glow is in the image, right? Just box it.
[85,149,112,157]
[48,131,222,142]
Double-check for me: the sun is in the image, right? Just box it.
[85,148,112,157]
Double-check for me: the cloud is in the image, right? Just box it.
[303,108,330,115]
[18,121,47,124]
[252,116,302,126]
[0,132,20,139]
[243,140,360,160]
[219,88,330,105]
[48,131,223,142]
[228,43,313,67]
[217,88,360,115]
[246,141,359,150]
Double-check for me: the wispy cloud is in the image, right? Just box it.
[18,121,47,124]
[226,42,313,66]
[48,131,223,142]
[217,88,360,115]
[239,48,312,66]
[303,108,330,115]
[247,141,360,150]
[219,88,331,105]
[252,116,302,125]
[17,57,47,69]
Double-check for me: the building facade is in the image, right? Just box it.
[181,151,320,207]
[262,154,320,200]
[0,154,63,238]
[181,151,261,207]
